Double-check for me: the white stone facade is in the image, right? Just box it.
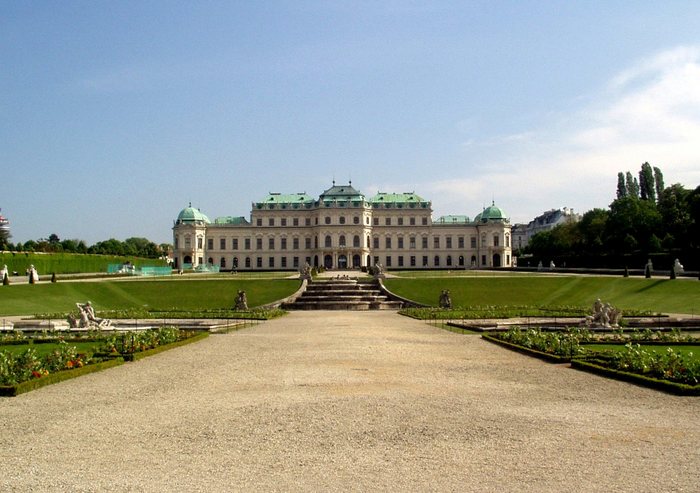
[172,183,512,271]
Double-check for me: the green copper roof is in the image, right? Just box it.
[257,192,314,204]
[213,216,250,225]
[370,191,429,208]
[435,215,471,224]
[475,202,508,223]
[176,205,210,225]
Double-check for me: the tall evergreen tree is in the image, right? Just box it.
[653,166,664,200]
[617,172,627,198]
[625,171,637,198]
[639,162,655,201]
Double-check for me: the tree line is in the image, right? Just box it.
[0,233,171,259]
[524,163,700,269]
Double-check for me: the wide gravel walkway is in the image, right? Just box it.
[1,311,698,492]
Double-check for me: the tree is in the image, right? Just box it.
[625,171,639,198]
[639,162,655,202]
[657,184,691,249]
[606,196,661,253]
[616,172,627,199]
[577,208,609,253]
[653,167,665,202]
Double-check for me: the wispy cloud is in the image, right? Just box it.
[425,45,700,223]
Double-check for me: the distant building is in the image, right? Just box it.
[172,182,512,271]
[512,207,581,249]
[0,209,10,240]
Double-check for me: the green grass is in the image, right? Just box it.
[385,275,700,315]
[0,278,301,316]
[0,252,167,275]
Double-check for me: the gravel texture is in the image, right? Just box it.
[1,311,698,492]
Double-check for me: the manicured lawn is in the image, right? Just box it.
[385,275,700,315]
[0,278,301,316]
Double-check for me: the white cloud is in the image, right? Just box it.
[425,45,700,224]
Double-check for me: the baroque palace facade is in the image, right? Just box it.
[172,182,512,271]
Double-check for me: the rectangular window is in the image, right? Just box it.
[409,237,416,249]
[422,217,428,226]
[481,255,487,266]
[293,257,299,268]
[385,218,392,226]
[244,238,251,250]
[373,237,380,249]
[471,236,477,248]
[268,218,274,226]
[433,237,440,249]
[422,256,428,267]
[293,218,299,226]
[256,218,262,226]
[281,238,287,250]
[446,237,452,249]
[268,238,275,250]
[305,237,311,249]
[197,238,203,249]
[398,237,404,249]
[220,238,226,250]
[410,256,416,267]
[232,238,239,250]
[385,237,392,249]
[256,238,263,250]
[292,238,299,250]
[494,235,499,247]
[305,218,311,226]
[257,257,263,268]
[373,218,379,226]
[281,257,287,268]
[398,256,404,267]
[281,218,287,226]
[268,257,274,268]
[422,237,428,249]
[385,256,392,267]
[410,217,416,226]
[458,237,465,249]
[207,239,214,250]
[398,217,404,226]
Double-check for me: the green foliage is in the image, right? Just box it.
[0,341,90,386]
[494,327,591,357]
[606,343,699,385]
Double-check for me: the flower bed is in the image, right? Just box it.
[483,327,700,394]
[0,327,208,396]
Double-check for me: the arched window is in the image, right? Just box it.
[220,257,226,268]
[325,235,332,248]
[339,235,346,247]
[353,235,360,247]
[446,255,452,266]
[505,234,511,248]
[245,257,251,268]
[434,255,440,266]
[366,235,371,248]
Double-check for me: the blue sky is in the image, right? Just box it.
[2,1,700,244]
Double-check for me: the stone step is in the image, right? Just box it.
[284,279,403,310]
[283,300,403,310]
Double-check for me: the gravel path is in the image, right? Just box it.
[1,311,698,492]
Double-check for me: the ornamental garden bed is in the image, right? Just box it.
[482,327,700,395]
[0,327,207,396]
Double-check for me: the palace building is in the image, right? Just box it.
[172,182,512,271]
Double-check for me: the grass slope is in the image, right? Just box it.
[384,276,700,315]
[0,278,301,316]
[0,252,167,275]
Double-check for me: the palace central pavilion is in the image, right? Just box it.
[172,182,512,271]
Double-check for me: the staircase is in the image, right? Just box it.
[283,279,403,310]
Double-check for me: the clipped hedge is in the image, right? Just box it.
[121,331,209,362]
[481,333,571,363]
[571,359,700,396]
[0,358,124,397]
